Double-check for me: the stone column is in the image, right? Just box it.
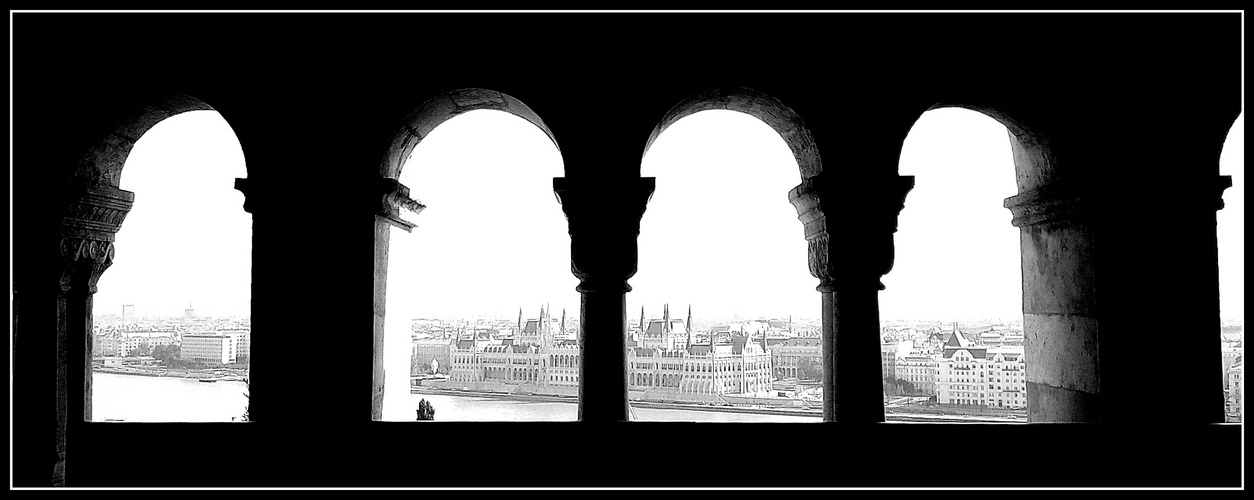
[1198,175,1234,422]
[789,172,913,423]
[232,177,267,423]
[56,185,133,485]
[554,176,655,422]
[371,177,426,421]
[1004,181,1101,422]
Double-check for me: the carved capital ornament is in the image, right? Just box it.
[59,186,133,293]
[553,177,655,294]
[789,173,914,292]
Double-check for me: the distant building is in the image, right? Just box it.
[449,337,481,383]
[628,333,772,395]
[545,340,581,388]
[1226,357,1243,422]
[219,329,250,362]
[96,332,122,357]
[984,348,1027,409]
[881,342,898,381]
[447,333,580,388]
[725,321,767,336]
[121,304,135,323]
[517,306,568,345]
[180,333,236,365]
[894,355,938,396]
[936,331,1026,408]
[639,305,690,351]
[479,342,555,384]
[95,332,150,357]
[447,306,575,386]
[412,339,452,375]
[768,337,821,379]
[448,306,771,396]
[1221,346,1242,393]
[147,335,176,348]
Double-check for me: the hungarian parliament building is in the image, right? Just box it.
[440,305,773,396]
[422,306,1048,409]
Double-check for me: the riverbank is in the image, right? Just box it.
[629,400,822,417]
[93,367,246,382]
[412,386,825,417]
[412,386,1027,421]
[887,404,1027,421]
[416,378,812,410]
[412,385,575,404]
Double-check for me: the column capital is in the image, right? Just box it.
[1214,175,1234,211]
[1003,181,1090,229]
[233,177,262,215]
[61,185,134,242]
[60,185,132,293]
[59,237,115,294]
[376,177,427,232]
[788,173,914,291]
[553,176,655,294]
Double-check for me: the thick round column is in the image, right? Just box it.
[54,185,133,485]
[791,173,913,423]
[555,176,654,422]
[821,282,887,422]
[577,286,629,421]
[1005,182,1100,422]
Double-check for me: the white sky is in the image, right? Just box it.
[636,111,812,323]
[881,108,1021,323]
[385,110,578,325]
[1217,114,1244,322]
[91,108,1243,326]
[94,111,250,320]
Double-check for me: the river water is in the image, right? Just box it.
[92,372,820,423]
[92,371,250,422]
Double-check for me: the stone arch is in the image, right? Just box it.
[921,102,1054,193]
[642,87,821,180]
[70,93,223,191]
[638,88,820,411]
[380,88,560,180]
[51,93,250,481]
[371,89,561,420]
[65,92,248,334]
[896,103,1091,421]
[62,93,247,294]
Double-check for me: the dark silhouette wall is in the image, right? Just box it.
[11,12,1242,488]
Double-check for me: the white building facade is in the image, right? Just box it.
[936,331,1027,408]
[180,333,236,365]
[894,355,939,396]
[628,334,772,395]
